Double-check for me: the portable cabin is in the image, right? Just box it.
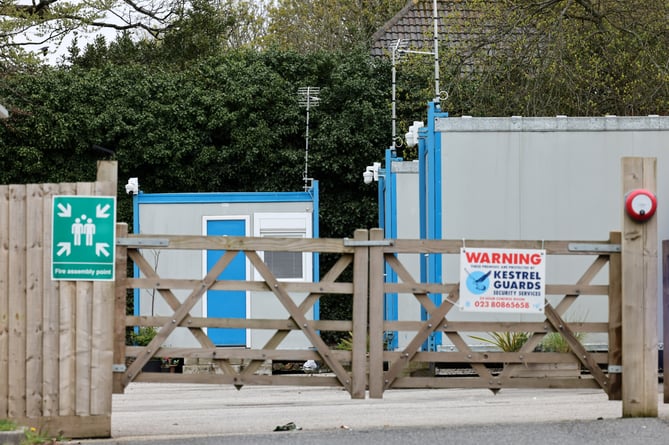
[131,182,319,350]
[378,102,669,351]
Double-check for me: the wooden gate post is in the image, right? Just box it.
[91,161,117,416]
[367,228,385,399]
[621,157,658,417]
[113,223,128,394]
[608,231,622,400]
[350,229,370,399]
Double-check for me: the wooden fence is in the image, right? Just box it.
[0,162,116,438]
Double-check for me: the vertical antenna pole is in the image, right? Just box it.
[304,95,310,187]
[389,40,407,150]
[298,87,320,190]
[433,0,440,104]
[391,41,399,149]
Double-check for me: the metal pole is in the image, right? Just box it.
[298,87,320,190]
[433,0,440,103]
[391,43,398,149]
[304,93,310,189]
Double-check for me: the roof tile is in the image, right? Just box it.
[371,0,494,58]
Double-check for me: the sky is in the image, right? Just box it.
[17,0,273,65]
[15,0,172,64]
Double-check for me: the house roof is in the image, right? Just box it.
[370,0,491,59]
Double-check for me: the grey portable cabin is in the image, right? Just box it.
[132,183,319,350]
[381,104,669,351]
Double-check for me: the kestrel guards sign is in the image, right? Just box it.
[51,195,116,281]
[459,247,546,314]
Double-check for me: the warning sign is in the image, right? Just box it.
[459,247,545,314]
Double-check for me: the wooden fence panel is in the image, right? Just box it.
[58,182,77,418]
[0,162,116,438]
[74,181,94,416]
[8,184,27,419]
[26,184,44,418]
[42,183,60,417]
[90,166,116,415]
[0,184,9,419]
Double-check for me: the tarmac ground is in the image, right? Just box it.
[61,382,669,444]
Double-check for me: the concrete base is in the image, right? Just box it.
[0,428,24,445]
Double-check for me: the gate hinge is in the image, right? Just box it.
[343,239,394,247]
[607,365,622,374]
[112,364,127,373]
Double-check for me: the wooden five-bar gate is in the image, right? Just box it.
[116,229,622,397]
[0,159,661,439]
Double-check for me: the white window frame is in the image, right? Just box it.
[253,212,312,282]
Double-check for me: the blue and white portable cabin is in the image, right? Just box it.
[379,101,669,352]
[132,182,319,350]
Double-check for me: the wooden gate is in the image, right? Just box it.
[365,230,621,398]
[0,162,116,438]
[116,229,623,400]
[115,228,373,398]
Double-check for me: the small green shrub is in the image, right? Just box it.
[335,332,354,351]
[0,421,64,444]
[541,331,586,353]
[334,332,392,351]
[470,332,529,352]
[0,419,17,431]
[22,425,64,445]
[128,326,157,346]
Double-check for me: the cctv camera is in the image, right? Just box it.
[363,170,374,184]
[125,178,139,195]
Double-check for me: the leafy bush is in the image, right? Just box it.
[0,419,17,431]
[470,332,529,352]
[541,331,586,353]
[128,326,157,346]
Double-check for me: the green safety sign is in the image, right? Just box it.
[51,195,116,281]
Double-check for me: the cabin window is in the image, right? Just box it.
[254,213,312,281]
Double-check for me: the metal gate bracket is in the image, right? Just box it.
[607,365,622,374]
[343,239,393,247]
[568,243,621,253]
[116,237,169,247]
[112,364,127,373]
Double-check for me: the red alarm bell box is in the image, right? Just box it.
[625,189,657,222]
